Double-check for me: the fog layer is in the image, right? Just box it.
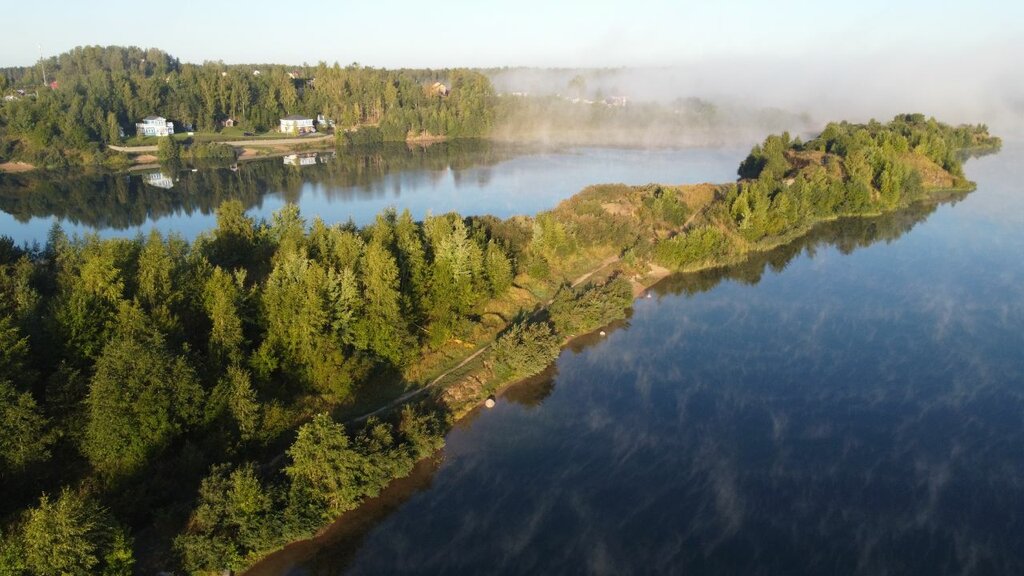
[486,41,1024,146]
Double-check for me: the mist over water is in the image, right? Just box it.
[487,40,1024,144]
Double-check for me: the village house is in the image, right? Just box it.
[222,118,236,128]
[280,114,315,135]
[136,116,174,137]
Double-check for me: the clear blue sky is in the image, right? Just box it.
[2,0,1020,68]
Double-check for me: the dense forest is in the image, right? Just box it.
[0,115,999,574]
[0,46,496,168]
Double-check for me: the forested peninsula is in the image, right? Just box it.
[0,114,999,574]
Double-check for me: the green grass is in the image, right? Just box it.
[122,128,320,147]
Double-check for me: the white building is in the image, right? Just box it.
[280,115,315,135]
[136,116,174,137]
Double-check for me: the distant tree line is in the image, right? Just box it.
[0,45,496,168]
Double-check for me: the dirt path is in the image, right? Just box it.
[342,253,628,426]
[264,200,705,464]
[108,134,334,154]
[347,344,493,425]
[0,161,35,173]
[681,203,706,230]
[108,144,158,153]
[570,255,620,288]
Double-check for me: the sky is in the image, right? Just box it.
[1,0,1021,69]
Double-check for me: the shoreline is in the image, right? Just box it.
[0,116,997,574]
[241,180,970,575]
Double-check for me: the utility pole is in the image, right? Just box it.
[38,44,47,87]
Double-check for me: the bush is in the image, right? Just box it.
[174,463,279,574]
[156,136,180,164]
[548,277,633,336]
[653,226,732,270]
[284,413,422,518]
[341,126,383,147]
[398,405,447,459]
[189,142,236,162]
[640,185,689,227]
[22,488,134,575]
[490,320,561,382]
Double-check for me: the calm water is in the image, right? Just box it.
[0,142,741,245]
[251,145,1024,575]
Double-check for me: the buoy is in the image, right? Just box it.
[599,330,607,337]
[484,397,496,408]
[646,292,652,299]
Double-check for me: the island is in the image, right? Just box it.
[0,114,1000,575]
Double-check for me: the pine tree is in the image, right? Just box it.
[356,238,411,365]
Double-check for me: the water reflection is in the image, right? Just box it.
[0,141,515,232]
[0,144,744,246]
[653,189,969,298]
[246,171,1024,576]
[501,366,559,410]
[142,171,175,189]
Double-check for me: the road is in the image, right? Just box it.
[108,134,334,153]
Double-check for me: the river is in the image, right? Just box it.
[246,144,1024,575]
[4,140,1021,575]
[0,142,741,246]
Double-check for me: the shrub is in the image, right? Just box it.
[548,277,633,336]
[653,226,732,270]
[491,320,561,382]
